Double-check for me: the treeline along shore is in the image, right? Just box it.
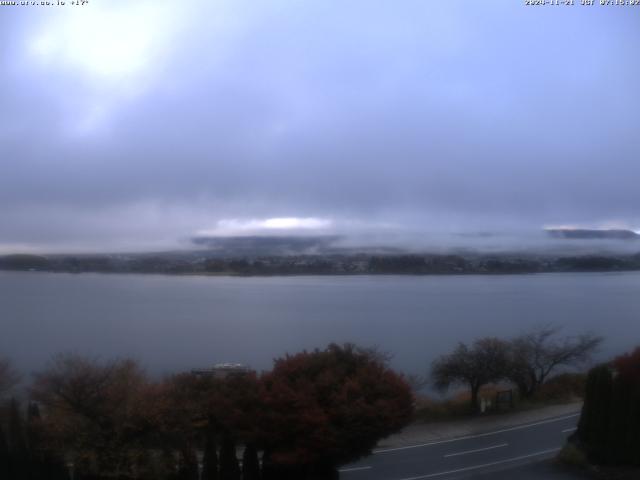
[3,251,640,276]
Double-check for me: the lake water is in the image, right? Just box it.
[1,271,639,378]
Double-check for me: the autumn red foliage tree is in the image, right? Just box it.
[205,372,263,444]
[614,347,640,384]
[259,343,414,478]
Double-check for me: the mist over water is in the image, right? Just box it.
[3,270,638,380]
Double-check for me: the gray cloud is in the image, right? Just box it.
[1,1,640,252]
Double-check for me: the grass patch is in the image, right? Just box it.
[556,443,589,468]
[413,385,509,422]
[413,376,585,423]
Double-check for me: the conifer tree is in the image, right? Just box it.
[611,347,640,465]
[202,431,219,480]
[241,444,260,480]
[219,435,240,480]
[26,402,43,480]
[8,398,28,480]
[577,364,612,463]
[0,424,10,480]
[259,450,275,480]
[576,350,640,466]
[178,447,199,480]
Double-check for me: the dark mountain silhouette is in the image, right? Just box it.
[546,229,639,240]
[191,235,342,256]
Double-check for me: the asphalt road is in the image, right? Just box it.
[339,413,583,480]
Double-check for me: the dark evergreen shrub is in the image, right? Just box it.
[202,432,219,480]
[241,444,260,480]
[219,436,240,480]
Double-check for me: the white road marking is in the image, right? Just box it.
[562,427,577,433]
[396,447,562,480]
[339,466,372,473]
[443,443,508,458]
[374,413,579,454]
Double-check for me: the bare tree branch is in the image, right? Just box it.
[507,325,602,398]
[431,338,511,412]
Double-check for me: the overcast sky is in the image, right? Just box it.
[1,1,639,252]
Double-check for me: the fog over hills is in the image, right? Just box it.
[189,228,640,257]
[2,228,640,277]
[4,227,640,261]
[1,2,640,253]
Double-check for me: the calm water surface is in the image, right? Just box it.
[1,271,639,376]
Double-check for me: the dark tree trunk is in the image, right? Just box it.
[307,463,339,480]
[26,402,47,480]
[260,457,337,480]
[202,432,218,480]
[219,435,240,480]
[178,447,199,480]
[514,380,529,399]
[259,450,276,480]
[527,370,541,398]
[0,425,10,480]
[513,370,537,399]
[47,456,70,480]
[259,452,304,480]
[161,449,179,479]
[8,398,29,480]
[241,444,260,480]
[470,384,480,413]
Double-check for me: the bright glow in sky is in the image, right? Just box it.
[202,217,333,236]
[260,218,331,229]
[28,1,174,79]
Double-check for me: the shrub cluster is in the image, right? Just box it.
[0,344,413,480]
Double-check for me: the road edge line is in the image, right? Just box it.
[395,447,562,480]
[374,413,580,454]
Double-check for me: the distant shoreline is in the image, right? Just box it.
[2,251,640,277]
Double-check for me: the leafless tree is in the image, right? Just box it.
[405,373,429,393]
[355,344,395,366]
[431,337,511,412]
[507,325,603,398]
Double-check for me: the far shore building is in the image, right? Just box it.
[191,363,252,379]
